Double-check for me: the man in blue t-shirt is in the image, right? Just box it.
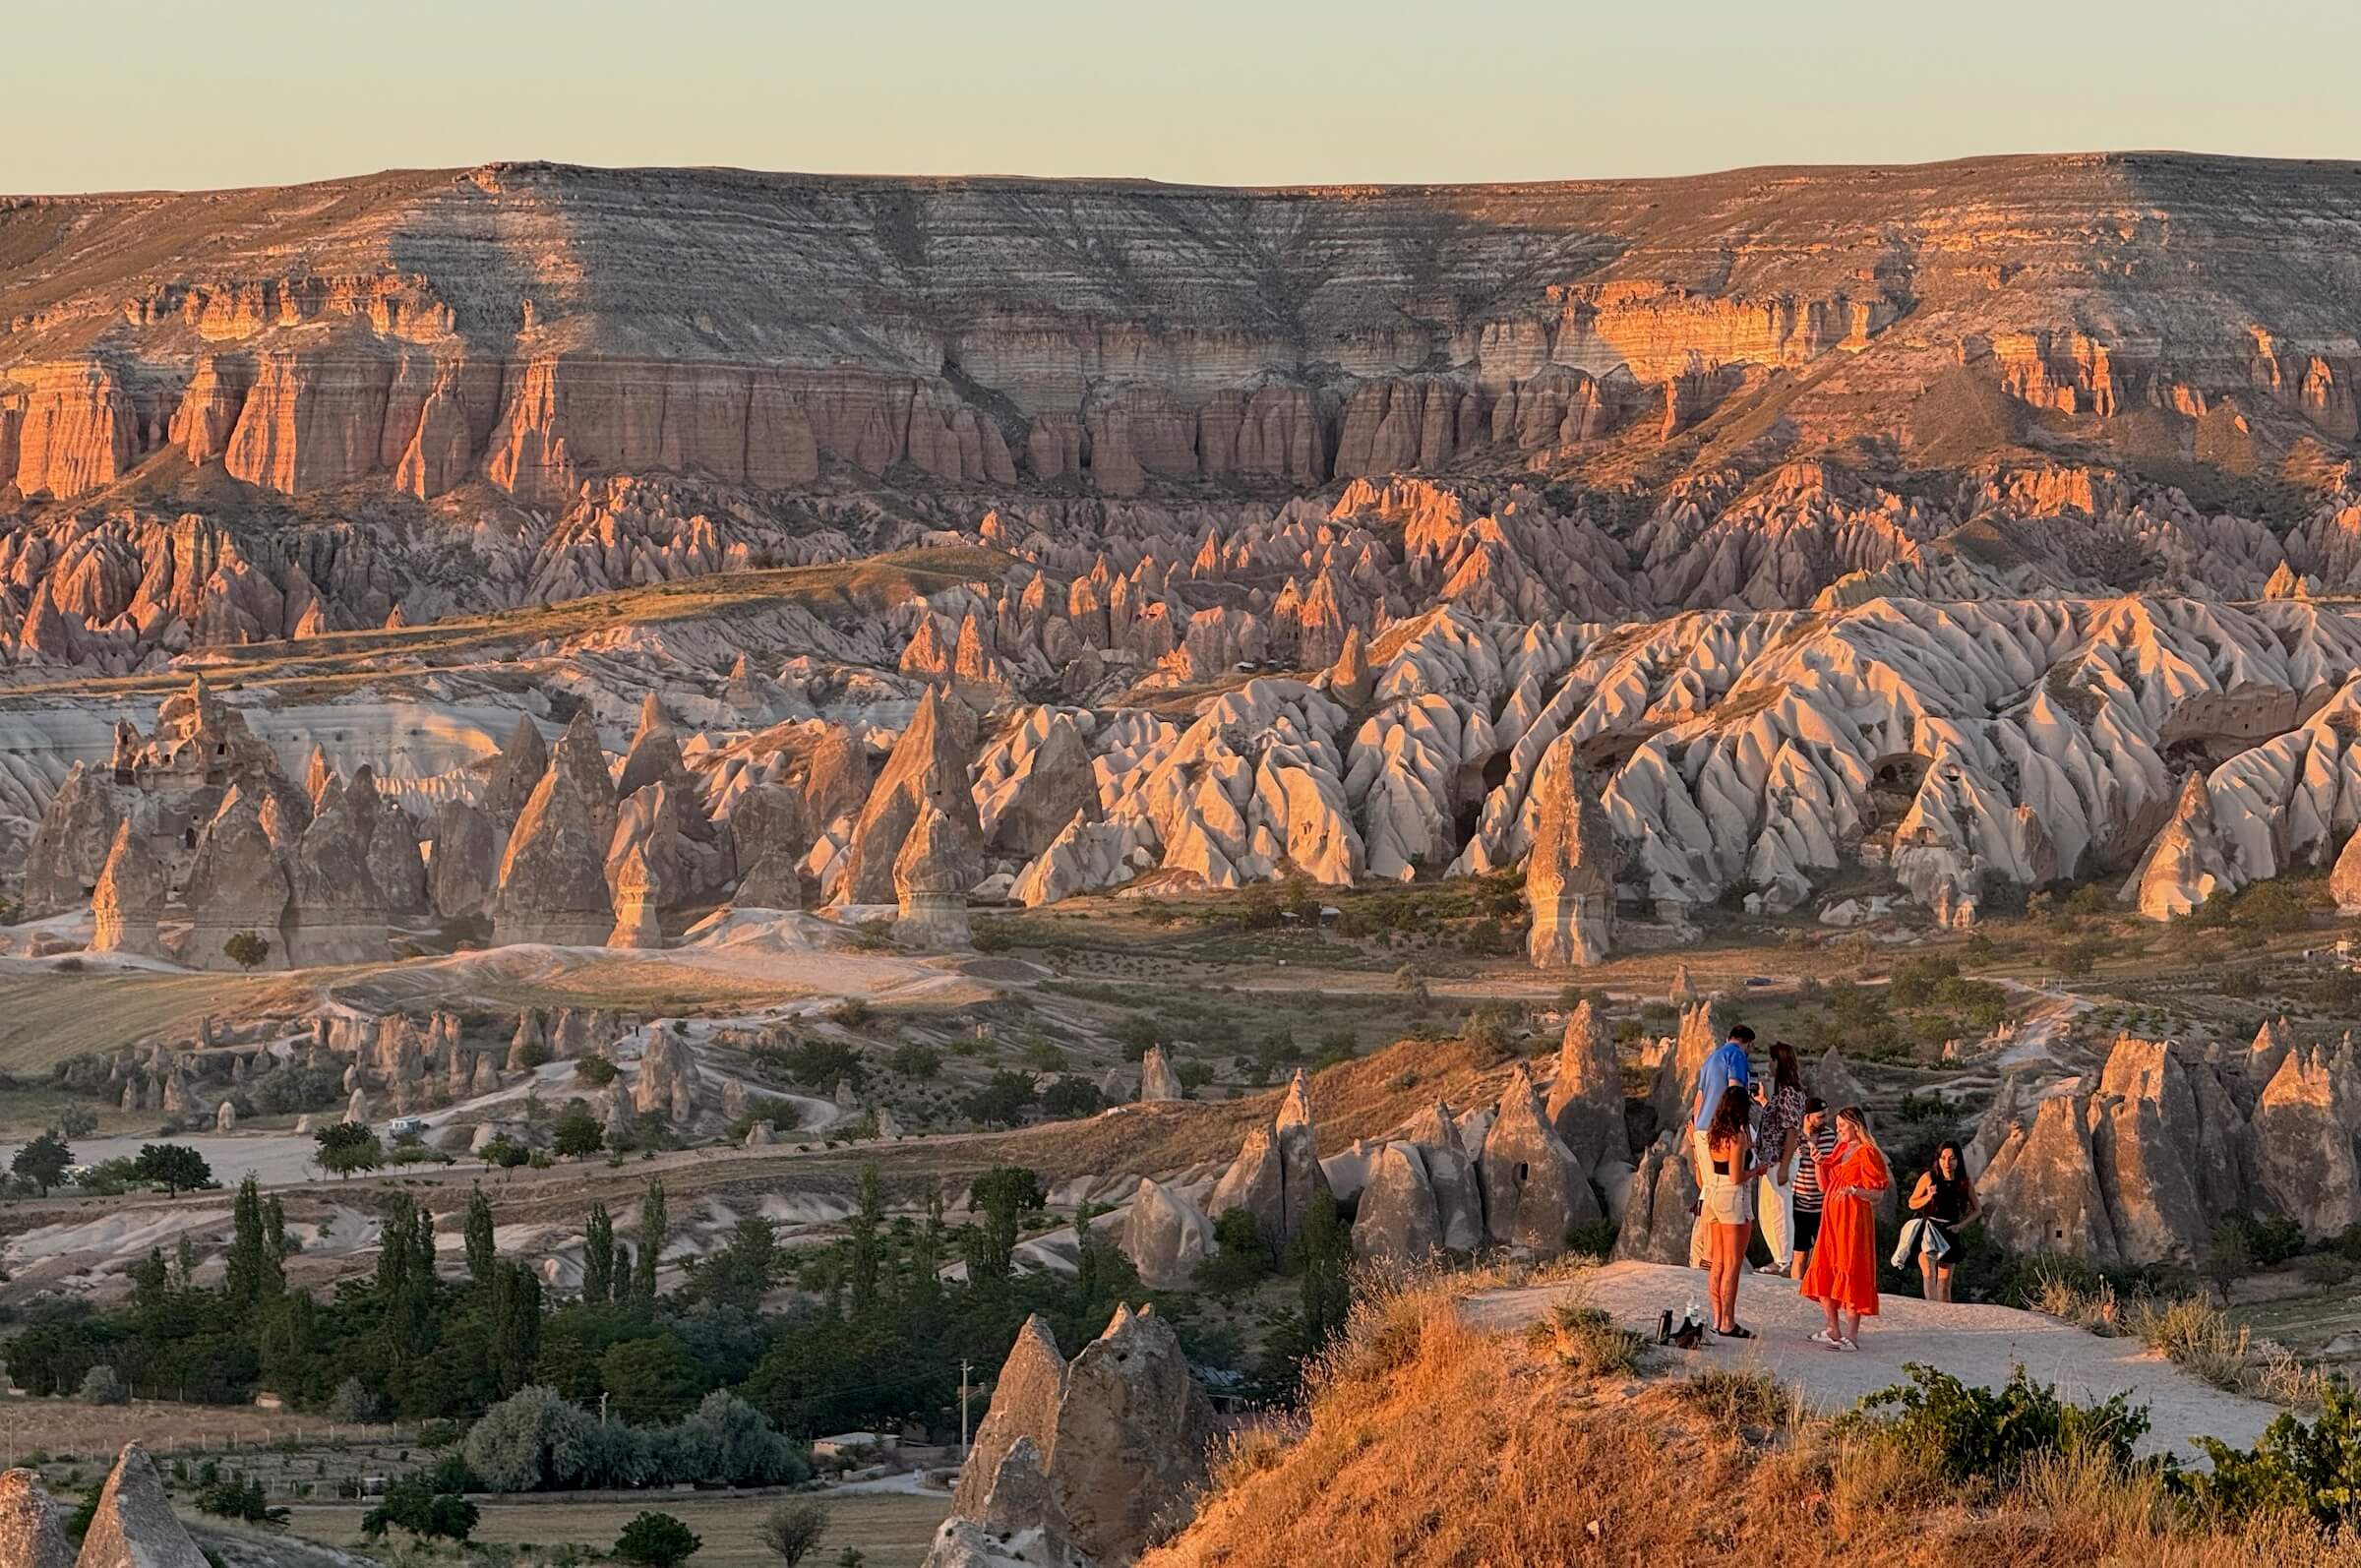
[1691,1023,1755,1131]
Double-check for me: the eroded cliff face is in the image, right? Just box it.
[12,154,2361,519]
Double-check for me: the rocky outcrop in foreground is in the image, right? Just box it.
[76,1443,206,1568]
[930,1305,1213,1567]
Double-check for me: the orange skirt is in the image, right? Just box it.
[1800,1193,1880,1316]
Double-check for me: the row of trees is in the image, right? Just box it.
[0,1162,1318,1447]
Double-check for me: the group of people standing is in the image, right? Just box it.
[1686,1024,1979,1349]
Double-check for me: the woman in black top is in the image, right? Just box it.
[1906,1140,1979,1302]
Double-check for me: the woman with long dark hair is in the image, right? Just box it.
[1752,1041,1806,1274]
[1800,1105,1889,1351]
[1899,1139,1979,1301]
[1693,1081,1767,1338]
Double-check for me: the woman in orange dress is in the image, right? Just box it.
[1798,1105,1889,1351]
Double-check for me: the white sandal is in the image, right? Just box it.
[1836,1337,1861,1353]
[1809,1329,1841,1347]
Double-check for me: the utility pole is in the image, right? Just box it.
[600,1392,610,1427]
[958,1358,974,1459]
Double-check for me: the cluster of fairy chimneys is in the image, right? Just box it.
[2,1444,204,1568]
[1969,1019,2361,1266]
[925,1303,1213,1568]
[1114,993,1904,1289]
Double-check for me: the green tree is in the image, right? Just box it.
[465,1186,497,1286]
[12,1130,72,1196]
[132,1143,213,1195]
[482,1136,531,1172]
[694,1216,780,1315]
[581,1203,617,1305]
[223,1175,283,1306]
[223,930,272,972]
[847,1166,884,1315]
[489,1260,543,1396]
[314,1120,383,1178]
[594,1331,703,1425]
[964,1167,1043,1283]
[963,1071,1037,1127]
[636,1180,667,1300]
[362,1474,478,1542]
[552,1105,606,1160]
[1297,1195,1353,1353]
[616,1512,701,1568]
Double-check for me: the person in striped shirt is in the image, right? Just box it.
[1786,1097,1838,1282]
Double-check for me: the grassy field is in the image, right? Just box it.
[0,968,322,1069]
[282,1490,948,1568]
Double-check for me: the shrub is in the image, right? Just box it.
[1854,1363,2149,1483]
[1677,1366,1791,1430]
[2182,1379,2361,1531]
[77,1365,126,1406]
[616,1511,701,1568]
[362,1474,477,1542]
[758,1500,830,1567]
[1545,1304,1649,1378]
[195,1475,286,1529]
[1040,1077,1105,1118]
[575,1054,619,1087]
[2128,1295,2250,1392]
[887,1042,941,1079]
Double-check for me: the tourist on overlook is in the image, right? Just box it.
[1689,1022,1754,1138]
[1894,1139,1979,1302]
[1799,1105,1889,1352]
[1786,1097,1837,1283]
[1684,1022,1754,1270]
[1752,1041,1806,1275]
[1694,1081,1768,1338]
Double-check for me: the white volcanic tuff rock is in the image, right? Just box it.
[480,714,552,827]
[76,1443,206,1568]
[1978,1091,2124,1263]
[491,712,618,945]
[2250,1045,2361,1239]
[1613,1128,1702,1264]
[91,820,167,957]
[1400,1102,1487,1250]
[0,1468,73,1568]
[1208,1071,1332,1247]
[1136,1046,1181,1103]
[607,841,663,948]
[1544,999,1626,1172]
[21,759,120,916]
[1479,1062,1603,1253]
[615,694,714,842]
[1524,736,1619,967]
[725,781,811,909]
[940,1305,1212,1568]
[285,771,394,966]
[1032,680,1362,896]
[1119,1176,1214,1290]
[837,687,983,906]
[182,787,292,970]
[1352,1141,1448,1270]
[2122,771,2233,920]
[427,797,499,918]
[893,804,975,949]
[976,707,1101,859]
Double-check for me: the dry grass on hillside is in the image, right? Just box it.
[1142,1276,2361,1568]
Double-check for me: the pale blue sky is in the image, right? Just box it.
[10,0,2361,192]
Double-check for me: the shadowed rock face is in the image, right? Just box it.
[491,712,618,945]
[1524,739,1618,968]
[76,1444,206,1568]
[840,687,981,906]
